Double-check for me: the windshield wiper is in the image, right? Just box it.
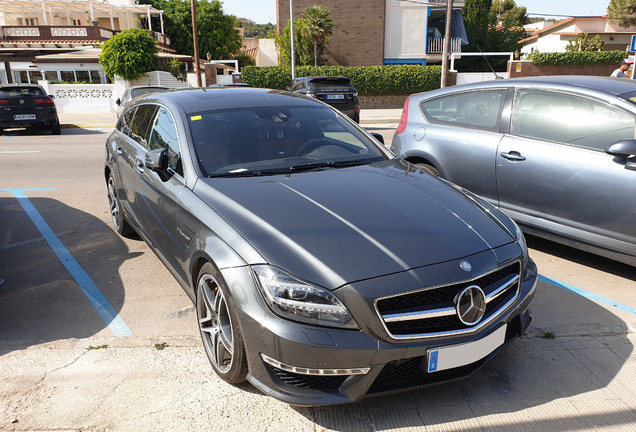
[289,158,381,172]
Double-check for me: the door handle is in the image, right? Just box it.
[116,146,123,155]
[500,151,526,162]
[135,158,145,173]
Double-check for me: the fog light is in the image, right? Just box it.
[261,354,369,376]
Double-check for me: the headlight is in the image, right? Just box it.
[514,222,530,270]
[252,265,358,329]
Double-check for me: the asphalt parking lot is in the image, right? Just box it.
[1,121,635,431]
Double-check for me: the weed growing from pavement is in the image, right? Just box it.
[88,344,108,350]
[154,342,169,350]
[541,331,556,339]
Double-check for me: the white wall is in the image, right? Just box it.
[384,0,428,59]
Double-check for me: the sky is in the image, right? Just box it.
[219,1,609,25]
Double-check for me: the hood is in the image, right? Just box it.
[194,160,515,289]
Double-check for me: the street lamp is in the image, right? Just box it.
[206,51,211,62]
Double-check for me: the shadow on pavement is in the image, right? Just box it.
[0,197,140,352]
[1,127,107,136]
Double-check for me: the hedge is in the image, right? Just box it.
[527,50,628,66]
[241,65,442,94]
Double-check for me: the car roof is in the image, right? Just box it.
[131,87,324,115]
[426,75,636,98]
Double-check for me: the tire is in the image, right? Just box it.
[107,172,135,237]
[415,162,440,177]
[50,120,61,135]
[196,262,248,384]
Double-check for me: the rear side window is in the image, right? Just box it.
[512,89,636,151]
[420,90,506,131]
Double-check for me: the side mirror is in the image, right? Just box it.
[371,132,385,145]
[605,139,636,157]
[145,148,171,181]
[116,98,121,106]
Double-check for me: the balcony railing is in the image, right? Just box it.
[1,26,170,49]
[427,37,463,54]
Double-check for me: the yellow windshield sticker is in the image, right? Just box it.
[190,115,202,121]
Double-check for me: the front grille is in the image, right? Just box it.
[269,366,347,390]
[376,261,521,339]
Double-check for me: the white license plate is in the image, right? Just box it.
[427,325,507,373]
[14,114,36,120]
[325,94,345,100]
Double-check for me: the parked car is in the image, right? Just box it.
[288,76,360,122]
[0,84,60,135]
[391,75,636,267]
[105,87,536,405]
[115,86,169,118]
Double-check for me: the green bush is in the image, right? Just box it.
[241,65,442,94]
[527,50,628,66]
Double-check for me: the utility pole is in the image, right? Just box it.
[290,0,296,79]
[191,0,202,87]
[441,0,453,88]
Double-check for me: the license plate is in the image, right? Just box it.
[427,325,507,373]
[325,94,345,100]
[14,114,36,120]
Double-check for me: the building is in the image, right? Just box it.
[0,0,188,85]
[276,0,467,66]
[519,16,636,53]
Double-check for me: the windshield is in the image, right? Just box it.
[189,105,387,177]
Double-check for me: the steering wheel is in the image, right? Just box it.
[295,138,332,157]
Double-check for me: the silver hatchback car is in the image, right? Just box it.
[391,76,636,266]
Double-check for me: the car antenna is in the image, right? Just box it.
[476,45,504,80]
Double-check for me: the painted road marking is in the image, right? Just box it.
[539,274,636,316]
[1,188,133,337]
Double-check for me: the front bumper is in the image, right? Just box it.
[225,249,537,406]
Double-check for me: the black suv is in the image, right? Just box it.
[0,84,60,135]
[288,76,360,122]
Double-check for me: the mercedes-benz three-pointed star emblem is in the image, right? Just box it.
[456,285,487,326]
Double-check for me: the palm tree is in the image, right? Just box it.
[301,6,333,66]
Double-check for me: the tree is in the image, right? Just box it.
[140,0,242,60]
[274,19,314,66]
[301,6,333,66]
[608,0,636,27]
[463,0,493,51]
[489,0,528,26]
[99,28,158,80]
[565,32,605,52]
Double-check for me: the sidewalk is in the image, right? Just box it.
[58,108,403,129]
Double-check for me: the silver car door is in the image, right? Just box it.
[497,88,636,256]
[133,106,186,277]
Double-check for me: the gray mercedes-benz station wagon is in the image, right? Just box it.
[391,76,636,267]
[105,87,537,405]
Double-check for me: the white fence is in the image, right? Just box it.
[39,82,117,113]
[455,72,508,85]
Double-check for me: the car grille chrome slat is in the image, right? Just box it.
[376,261,521,340]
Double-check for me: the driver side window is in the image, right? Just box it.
[148,107,182,175]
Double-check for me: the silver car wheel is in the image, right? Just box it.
[197,273,234,374]
[107,176,122,231]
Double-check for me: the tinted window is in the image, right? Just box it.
[309,78,352,87]
[512,90,636,151]
[148,107,181,173]
[129,104,158,147]
[420,90,505,131]
[189,105,385,176]
[0,86,45,97]
[117,106,136,136]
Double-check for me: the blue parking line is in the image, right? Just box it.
[539,274,636,316]
[2,188,133,337]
